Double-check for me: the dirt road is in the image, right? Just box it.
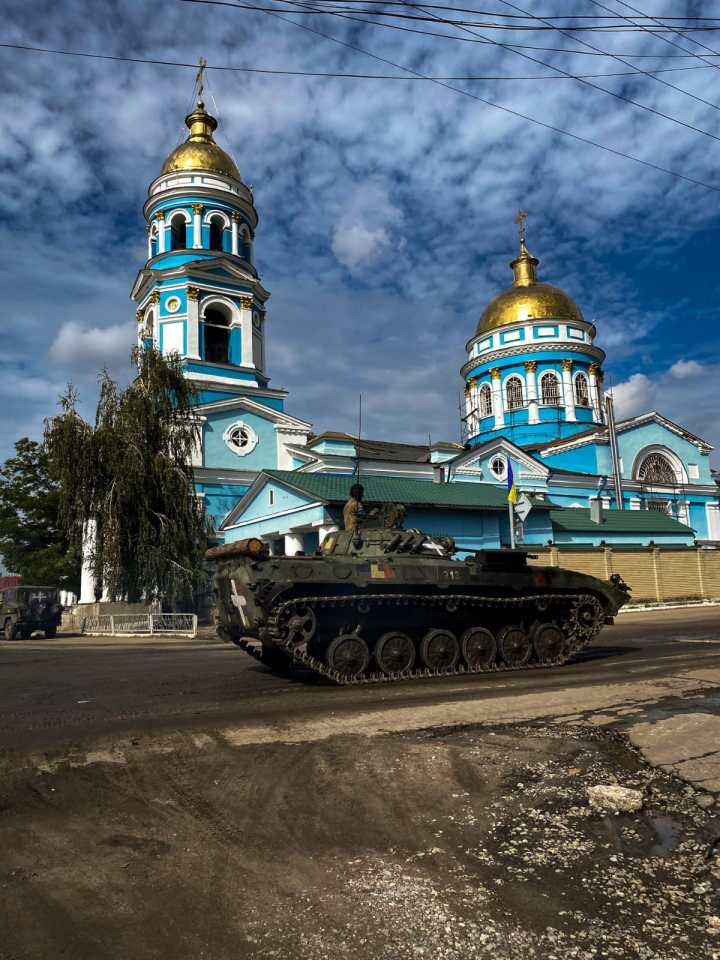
[1,607,719,959]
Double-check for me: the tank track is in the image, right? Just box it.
[230,591,604,686]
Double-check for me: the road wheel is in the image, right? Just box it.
[419,629,460,671]
[374,631,415,675]
[532,622,566,664]
[497,625,531,667]
[460,627,497,670]
[325,633,370,678]
[4,621,21,641]
[45,625,57,639]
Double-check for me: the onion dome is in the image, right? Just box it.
[476,220,584,335]
[161,99,241,180]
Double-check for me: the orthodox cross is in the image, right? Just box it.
[514,209,528,245]
[195,57,207,102]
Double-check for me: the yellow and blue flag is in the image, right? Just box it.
[507,461,518,504]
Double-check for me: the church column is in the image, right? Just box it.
[596,369,606,423]
[589,363,602,422]
[239,295,254,367]
[490,367,505,430]
[524,360,539,424]
[561,359,576,422]
[146,225,153,260]
[79,520,97,604]
[192,204,203,249]
[284,532,304,556]
[186,286,201,359]
[156,210,166,253]
[231,212,240,256]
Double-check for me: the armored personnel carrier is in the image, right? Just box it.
[209,510,630,685]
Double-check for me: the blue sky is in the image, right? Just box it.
[1,0,719,464]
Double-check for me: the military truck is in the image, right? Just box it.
[1,585,62,640]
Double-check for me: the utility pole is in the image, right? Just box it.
[605,394,624,510]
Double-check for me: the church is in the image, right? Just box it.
[132,91,720,557]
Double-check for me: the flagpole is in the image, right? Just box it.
[508,500,516,549]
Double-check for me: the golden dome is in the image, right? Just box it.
[161,100,241,180]
[477,231,584,335]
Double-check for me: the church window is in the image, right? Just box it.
[478,383,493,418]
[203,307,230,364]
[540,371,562,405]
[505,376,524,411]
[490,455,506,479]
[223,420,259,457]
[169,214,187,251]
[574,372,590,406]
[647,498,671,514]
[209,216,225,252]
[637,452,677,486]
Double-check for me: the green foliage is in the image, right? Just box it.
[45,347,206,604]
[0,438,79,588]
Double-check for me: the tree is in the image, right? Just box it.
[0,438,79,588]
[44,347,206,605]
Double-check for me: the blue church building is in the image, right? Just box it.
[131,93,720,558]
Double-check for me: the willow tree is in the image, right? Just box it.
[44,347,206,604]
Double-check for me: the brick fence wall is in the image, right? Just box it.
[526,546,720,604]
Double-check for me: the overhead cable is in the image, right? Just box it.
[276,0,720,142]
[3,40,715,80]
[180,0,720,193]
[495,0,720,113]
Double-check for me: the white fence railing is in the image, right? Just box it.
[81,613,198,637]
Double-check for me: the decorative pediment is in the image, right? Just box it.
[197,395,311,431]
[450,438,549,480]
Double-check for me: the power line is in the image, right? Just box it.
[496,0,720,114]
[257,5,720,25]
[218,2,720,60]
[3,40,715,80]
[286,0,720,143]
[180,0,720,193]
[602,0,720,72]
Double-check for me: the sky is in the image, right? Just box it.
[2,0,720,465]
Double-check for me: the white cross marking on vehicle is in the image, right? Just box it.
[230,580,248,625]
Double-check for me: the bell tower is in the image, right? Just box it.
[128,66,312,536]
[131,62,269,394]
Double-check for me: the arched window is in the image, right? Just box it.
[574,372,590,407]
[540,371,562,405]
[209,217,224,252]
[638,452,677,486]
[478,382,493,418]
[203,307,230,364]
[169,215,187,251]
[505,376,524,411]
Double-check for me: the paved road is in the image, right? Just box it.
[1,607,719,752]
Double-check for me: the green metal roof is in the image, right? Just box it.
[263,470,545,511]
[549,507,694,535]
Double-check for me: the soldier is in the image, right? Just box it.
[343,483,365,531]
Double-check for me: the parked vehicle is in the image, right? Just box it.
[1,586,61,640]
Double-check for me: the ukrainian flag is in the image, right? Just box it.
[507,461,518,504]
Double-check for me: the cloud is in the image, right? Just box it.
[612,363,720,452]
[612,373,656,420]
[331,181,404,272]
[49,322,134,372]
[669,360,704,379]
[0,0,719,468]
